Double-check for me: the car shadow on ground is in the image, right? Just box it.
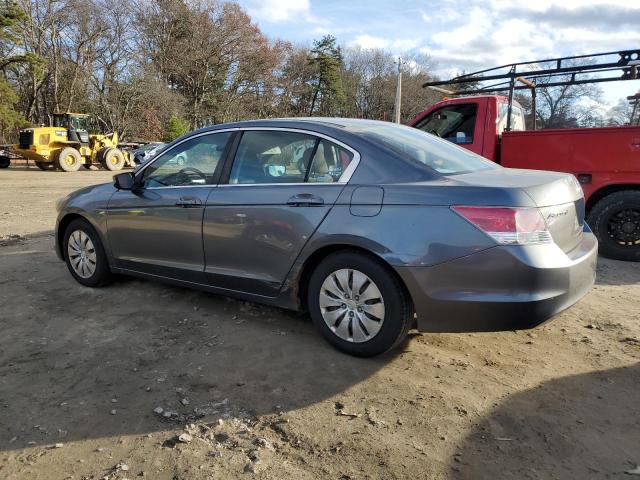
[450,363,640,479]
[0,236,401,452]
[595,257,640,286]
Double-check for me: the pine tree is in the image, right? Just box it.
[308,35,346,116]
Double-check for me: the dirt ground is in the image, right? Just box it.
[0,166,639,480]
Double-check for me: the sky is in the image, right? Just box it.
[235,0,640,107]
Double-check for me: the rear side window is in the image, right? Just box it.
[497,103,526,132]
[350,122,497,175]
[229,130,354,184]
[307,139,354,183]
[415,104,477,145]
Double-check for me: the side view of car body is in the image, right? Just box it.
[55,119,598,356]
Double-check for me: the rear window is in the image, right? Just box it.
[347,122,498,175]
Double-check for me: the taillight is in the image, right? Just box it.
[452,206,552,245]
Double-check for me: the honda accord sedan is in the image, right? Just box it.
[55,119,597,356]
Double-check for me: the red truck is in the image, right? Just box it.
[408,95,640,261]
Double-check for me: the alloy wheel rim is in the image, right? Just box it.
[607,207,640,246]
[67,230,97,278]
[65,155,76,166]
[319,268,385,343]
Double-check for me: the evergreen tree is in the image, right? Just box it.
[165,114,189,141]
[308,35,345,116]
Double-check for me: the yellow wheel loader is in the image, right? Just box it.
[0,113,133,172]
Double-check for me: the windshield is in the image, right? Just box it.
[53,115,88,131]
[70,116,88,131]
[347,122,498,175]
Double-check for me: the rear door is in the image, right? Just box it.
[203,129,357,296]
[107,131,233,282]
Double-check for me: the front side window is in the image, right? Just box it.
[229,131,354,184]
[141,132,231,187]
[415,104,477,144]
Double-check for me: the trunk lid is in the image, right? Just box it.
[453,168,585,252]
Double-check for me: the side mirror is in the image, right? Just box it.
[114,172,136,190]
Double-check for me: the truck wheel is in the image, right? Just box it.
[102,148,125,171]
[35,161,51,171]
[0,155,10,168]
[307,250,413,357]
[587,190,640,262]
[55,147,82,172]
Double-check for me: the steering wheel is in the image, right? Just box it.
[430,129,441,137]
[178,167,207,182]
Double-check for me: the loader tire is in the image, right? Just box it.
[102,148,125,171]
[35,161,51,171]
[55,147,82,172]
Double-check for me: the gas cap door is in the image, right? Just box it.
[350,186,384,217]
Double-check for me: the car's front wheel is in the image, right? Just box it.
[63,219,112,287]
[307,251,413,357]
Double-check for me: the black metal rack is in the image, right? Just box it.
[423,49,640,130]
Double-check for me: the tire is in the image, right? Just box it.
[95,147,109,166]
[0,155,10,168]
[55,147,82,172]
[587,190,640,262]
[307,250,413,357]
[63,218,112,287]
[102,148,125,171]
[35,161,51,171]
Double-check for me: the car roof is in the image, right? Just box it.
[193,117,394,135]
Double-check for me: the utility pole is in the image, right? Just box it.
[393,57,403,124]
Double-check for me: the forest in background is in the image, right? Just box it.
[0,0,633,143]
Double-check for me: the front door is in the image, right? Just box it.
[107,131,233,282]
[203,129,357,296]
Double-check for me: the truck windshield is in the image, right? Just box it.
[347,122,498,175]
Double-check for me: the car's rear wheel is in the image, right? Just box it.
[307,251,412,357]
[587,191,640,262]
[63,219,112,287]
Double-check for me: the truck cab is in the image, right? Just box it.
[409,95,526,161]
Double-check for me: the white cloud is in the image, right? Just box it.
[420,0,640,98]
[245,0,311,23]
[349,34,389,50]
[348,35,418,52]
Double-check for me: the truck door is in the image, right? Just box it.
[413,102,483,156]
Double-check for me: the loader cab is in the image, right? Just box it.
[53,113,90,144]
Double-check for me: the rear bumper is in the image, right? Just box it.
[396,226,598,333]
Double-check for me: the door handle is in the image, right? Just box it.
[287,193,325,207]
[176,196,202,208]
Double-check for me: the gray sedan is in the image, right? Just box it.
[55,119,597,357]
